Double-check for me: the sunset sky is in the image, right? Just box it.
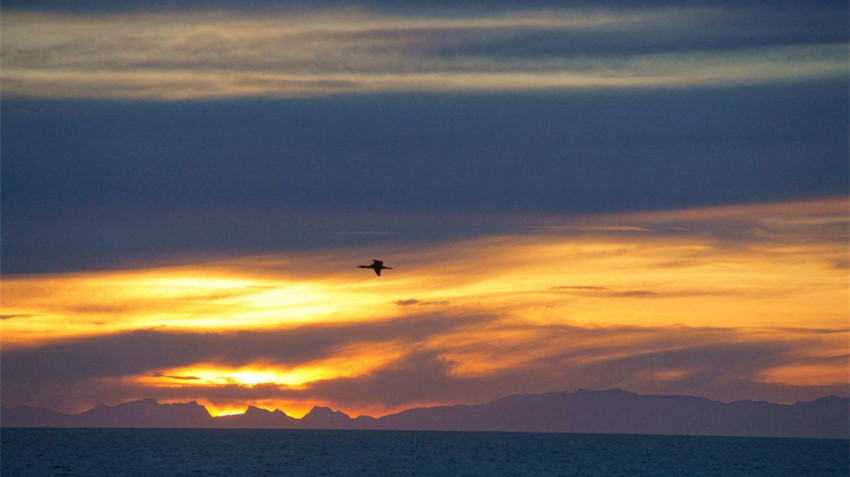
[2,0,848,418]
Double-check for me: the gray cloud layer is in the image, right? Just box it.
[2,2,846,274]
[3,80,847,274]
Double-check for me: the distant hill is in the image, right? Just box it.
[0,405,75,428]
[3,389,847,439]
[374,389,849,438]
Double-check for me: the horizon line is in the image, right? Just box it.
[6,387,847,419]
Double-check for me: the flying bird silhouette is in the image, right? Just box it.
[359,259,392,276]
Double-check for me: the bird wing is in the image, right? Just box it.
[374,268,381,276]
[373,260,383,267]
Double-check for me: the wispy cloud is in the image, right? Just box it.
[393,299,450,306]
[2,7,845,99]
[0,314,37,321]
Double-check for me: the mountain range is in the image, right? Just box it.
[3,388,847,439]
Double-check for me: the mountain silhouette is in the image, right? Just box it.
[214,405,298,429]
[300,406,355,429]
[375,389,849,438]
[0,405,74,428]
[3,389,847,438]
[75,398,211,428]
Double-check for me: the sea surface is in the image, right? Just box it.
[2,429,847,477]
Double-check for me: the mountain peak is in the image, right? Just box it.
[301,406,352,428]
[243,405,288,417]
[75,397,211,426]
[574,388,636,397]
[124,398,160,407]
[304,406,349,418]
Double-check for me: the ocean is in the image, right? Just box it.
[2,429,847,477]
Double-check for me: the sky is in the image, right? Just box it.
[1,0,848,418]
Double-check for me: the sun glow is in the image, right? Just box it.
[0,264,398,347]
[143,366,327,388]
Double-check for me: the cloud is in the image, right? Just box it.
[56,286,279,316]
[602,290,659,298]
[393,299,450,306]
[335,231,399,236]
[1,0,843,15]
[150,372,202,381]
[1,6,846,100]
[0,313,488,380]
[2,198,847,414]
[549,286,733,299]
[3,197,847,344]
[0,314,36,320]
[429,7,847,58]
[227,324,848,413]
[541,197,850,248]
[3,313,846,414]
[3,81,846,276]
[551,286,607,291]
[534,225,654,233]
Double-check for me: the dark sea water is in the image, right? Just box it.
[2,429,847,477]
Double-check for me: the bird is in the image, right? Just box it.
[359,259,392,276]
